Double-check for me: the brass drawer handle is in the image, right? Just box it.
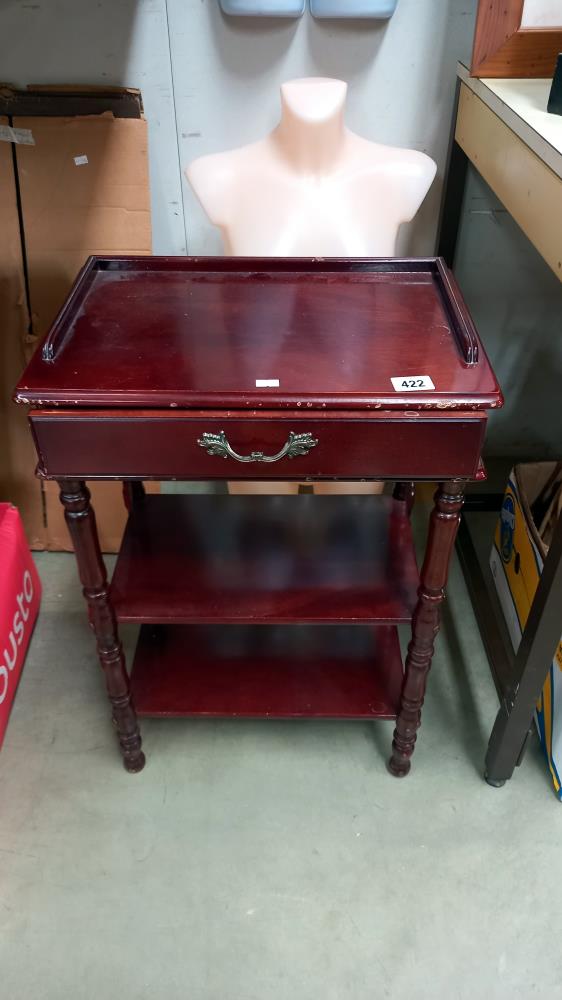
[197,430,318,464]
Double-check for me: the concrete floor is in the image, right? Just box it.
[1,539,561,999]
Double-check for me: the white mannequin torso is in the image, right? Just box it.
[186,78,437,256]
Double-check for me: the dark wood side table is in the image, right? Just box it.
[15,256,502,776]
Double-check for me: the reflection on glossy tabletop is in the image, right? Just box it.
[110,494,419,624]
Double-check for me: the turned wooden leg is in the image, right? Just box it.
[393,481,416,516]
[122,481,146,512]
[58,479,145,773]
[388,479,465,778]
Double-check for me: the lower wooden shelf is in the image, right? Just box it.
[130,624,404,719]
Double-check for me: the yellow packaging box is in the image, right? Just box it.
[490,464,562,799]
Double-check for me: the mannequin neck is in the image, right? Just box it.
[274,78,348,174]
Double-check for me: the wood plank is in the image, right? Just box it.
[456,83,562,281]
[472,28,562,80]
[470,0,562,78]
[471,0,523,77]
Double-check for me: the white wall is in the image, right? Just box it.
[0,0,477,255]
[521,0,562,28]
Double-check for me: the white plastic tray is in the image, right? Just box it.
[310,0,397,17]
[220,0,305,15]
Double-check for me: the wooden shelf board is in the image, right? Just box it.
[130,624,404,720]
[111,494,419,625]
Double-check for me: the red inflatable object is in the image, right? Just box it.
[0,504,41,747]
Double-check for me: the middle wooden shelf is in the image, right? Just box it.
[110,493,420,625]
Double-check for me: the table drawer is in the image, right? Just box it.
[30,410,486,480]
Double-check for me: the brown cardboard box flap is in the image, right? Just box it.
[0,84,143,118]
[515,462,562,557]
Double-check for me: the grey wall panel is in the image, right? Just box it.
[454,168,562,458]
[0,0,186,254]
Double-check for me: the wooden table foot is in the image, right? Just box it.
[389,480,465,777]
[387,756,411,778]
[122,747,146,773]
[58,479,144,772]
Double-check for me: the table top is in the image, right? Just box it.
[15,256,502,413]
[458,63,562,179]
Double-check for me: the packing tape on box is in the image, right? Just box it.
[0,125,35,145]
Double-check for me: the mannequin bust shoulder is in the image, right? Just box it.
[186,78,437,257]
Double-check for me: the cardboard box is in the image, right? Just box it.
[0,116,46,548]
[0,88,155,552]
[490,464,562,799]
[14,111,152,342]
[0,504,41,748]
[16,108,153,553]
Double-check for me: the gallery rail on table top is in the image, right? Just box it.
[38,255,479,372]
